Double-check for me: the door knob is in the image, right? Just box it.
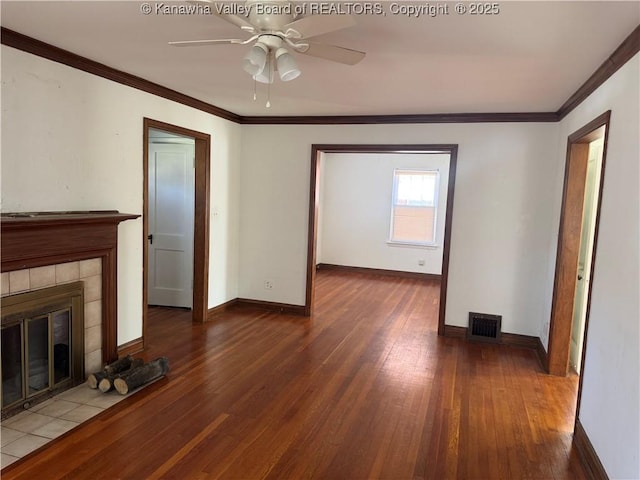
[577,274,583,280]
[148,234,153,244]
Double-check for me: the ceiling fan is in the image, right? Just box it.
[169,0,366,85]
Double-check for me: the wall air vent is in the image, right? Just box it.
[468,312,502,343]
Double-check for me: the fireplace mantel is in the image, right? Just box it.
[1,211,140,363]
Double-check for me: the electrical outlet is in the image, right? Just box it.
[264,280,274,290]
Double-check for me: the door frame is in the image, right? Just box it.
[305,144,458,335]
[143,118,211,344]
[547,111,610,379]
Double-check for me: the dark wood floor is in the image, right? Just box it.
[3,270,588,479]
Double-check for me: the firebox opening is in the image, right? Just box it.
[1,282,85,420]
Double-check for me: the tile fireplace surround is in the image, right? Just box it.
[1,211,139,409]
[1,211,139,365]
[1,259,104,376]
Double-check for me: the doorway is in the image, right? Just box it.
[306,144,458,334]
[142,118,211,347]
[569,136,604,373]
[547,111,610,378]
[147,129,195,309]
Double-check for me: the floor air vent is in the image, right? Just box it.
[468,312,502,343]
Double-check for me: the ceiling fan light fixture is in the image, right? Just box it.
[254,51,275,84]
[275,47,301,82]
[242,42,268,76]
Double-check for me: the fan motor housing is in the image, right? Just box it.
[257,34,285,50]
[246,0,296,29]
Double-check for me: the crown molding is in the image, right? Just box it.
[239,112,559,124]
[557,25,640,120]
[2,24,639,125]
[0,27,242,124]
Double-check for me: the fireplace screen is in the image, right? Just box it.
[1,282,84,419]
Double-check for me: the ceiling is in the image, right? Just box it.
[1,1,638,117]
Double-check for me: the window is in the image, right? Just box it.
[389,169,439,245]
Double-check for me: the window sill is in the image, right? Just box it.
[386,241,439,249]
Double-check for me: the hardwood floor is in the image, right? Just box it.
[2,270,588,479]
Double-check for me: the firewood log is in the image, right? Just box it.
[88,370,108,389]
[114,357,169,395]
[104,355,136,376]
[98,358,144,392]
[87,355,135,389]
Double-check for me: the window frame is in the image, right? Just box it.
[388,168,440,247]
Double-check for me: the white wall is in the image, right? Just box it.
[546,54,639,479]
[240,121,559,336]
[319,152,449,275]
[1,46,242,345]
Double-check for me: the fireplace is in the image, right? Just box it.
[1,282,84,419]
[0,210,139,417]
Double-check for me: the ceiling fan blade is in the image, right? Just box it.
[298,43,365,65]
[168,39,246,47]
[215,13,256,32]
[283,15,356,39]
[187,0,256,32]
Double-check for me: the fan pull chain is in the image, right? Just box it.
[266,53,272,108]
[253,77,257,101]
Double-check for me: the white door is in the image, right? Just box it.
[569,139,603,373]
[148,142,195,308]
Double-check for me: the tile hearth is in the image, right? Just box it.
[0,383,130,469]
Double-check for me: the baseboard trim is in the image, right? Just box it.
[500,332,539,349]
[206,298,307,318]
[574,419,609,480]
[117,337,144,357]
[316,263,441,281]
[443,325,467,338]
[207,298,239,319]
[443,325,540,350]
[236,299,306,316]
[536,337,549,372]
